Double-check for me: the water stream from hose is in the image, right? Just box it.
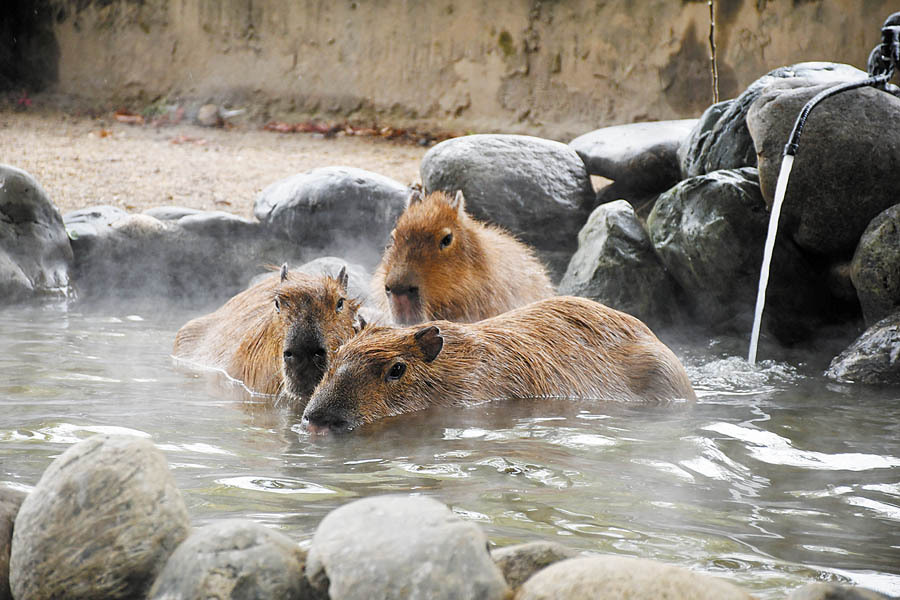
[747,154,794,365]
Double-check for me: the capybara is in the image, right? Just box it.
[300,296,696,433]
[173,264,360,399]
[371,189,554,325]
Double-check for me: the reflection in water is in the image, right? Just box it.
[0,304,898,599]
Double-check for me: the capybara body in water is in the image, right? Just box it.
[300,296,696,433]
[372,189,554,325]
[173,265,360,399]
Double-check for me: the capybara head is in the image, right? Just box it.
[375,190,486,325]
[301,323,467,434]
[275,264,361,399]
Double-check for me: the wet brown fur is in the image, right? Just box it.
[303,296,696,431]
[173,269,359,398]
[372,190,554,325]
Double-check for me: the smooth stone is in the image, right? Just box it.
[9,434,190,600]
[0,164,73,302]
[569,119,697,194]
[196,103,220,127]
[148,519,321,600]
[851,204,900,326]
[0,488,26,600]
[253,166,410,269]
[787,582,894,600]
[307,495,509,600]
[648,167,831,341]
[143,206,204,221]
[64,204,128,228]
[421,133,594,279]
[679,62,866,178]
[825,312,900,385]
[747,81,900,258]
[559,199,682,329]
[515,555,753,600]
[490,541,579,590]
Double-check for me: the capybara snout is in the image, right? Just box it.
[302,297,696,433]
[173,264,360,399]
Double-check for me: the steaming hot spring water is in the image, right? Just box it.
[1,296,898,598]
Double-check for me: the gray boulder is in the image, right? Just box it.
[306,495,509,600]
[647,168,831,342]
[148,519,320,600]
[570,119,696,195]
[9,434,190,600]
[0,488,26,600]
[747,82,900,258]
[826,312,900,385]
[559,200,683,329]
[679,62,866,178]
[515,555,752,600]
[491,541,579,590]
[254,166,410,269]
[143,206,204,221]
[787,582,894,600]
[421,134,595,279]
[68,211,305,304]
[0,164,73,303]
[64,204,128,231]
[851,204,900,326]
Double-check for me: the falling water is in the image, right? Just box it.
[748,154,795,365]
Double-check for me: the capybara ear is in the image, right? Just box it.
[337,266,348,291]
[280,263,289,282]
[354,312,367,333]
[407,186,424,207]
[449,190,466,217]
[413,326,443,363]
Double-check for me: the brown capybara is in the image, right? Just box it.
[300,296,696,433]
[371,189,555,325]
[173,264,360,399]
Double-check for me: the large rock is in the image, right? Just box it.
[825,312,900,385]
[491,541,579,591]
[0,164,73,303]
[148,519,320,600]
[747,82,900,258]
[0,488,26,600]
[516,555,752,600]
[66,210,304,304]
[679,62,866,179]
[647,167,833,341]
[307,495,509,600]
[570,119,696,195]
[559,200,683,328]
[787,583,893,599]
[9,434,190,600]
[254,166,410,269]
[851,204,900,326]
[421,134,595,279]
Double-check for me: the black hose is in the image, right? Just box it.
[783,72,894,157]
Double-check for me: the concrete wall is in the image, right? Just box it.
[47,0,893,140]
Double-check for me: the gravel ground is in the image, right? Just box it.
[1,110,428,218]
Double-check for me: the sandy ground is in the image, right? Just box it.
[1,110,429,218]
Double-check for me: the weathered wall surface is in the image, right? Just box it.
[46,0,892,140]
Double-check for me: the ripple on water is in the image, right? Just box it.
[216,476,343,497]
[0,423,152,445]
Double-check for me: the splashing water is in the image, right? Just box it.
[748,154,795,365]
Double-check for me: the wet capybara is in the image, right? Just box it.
[173,264,360,399]
[371,189,555,325]
[300,296,696,433]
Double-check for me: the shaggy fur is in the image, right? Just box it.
[173,268,359,399]
[372,190,554,325]
[302,296,696,432]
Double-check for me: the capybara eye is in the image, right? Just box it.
[386,362,406,382]
[384,285,392,294]
[336,297,345,313]
[273,297,281,313]
[440,233,453,249]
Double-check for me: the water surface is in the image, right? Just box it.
[1,302,898,598]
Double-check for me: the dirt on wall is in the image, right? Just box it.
[13,0,895,140]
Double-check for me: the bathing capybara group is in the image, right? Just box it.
[300,296,696,433]
[372,189,555,325]
[173,265,360,399]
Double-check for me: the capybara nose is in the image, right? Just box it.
[385,283,419,297]
[302,412,350,435]
[284,343,327,368]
